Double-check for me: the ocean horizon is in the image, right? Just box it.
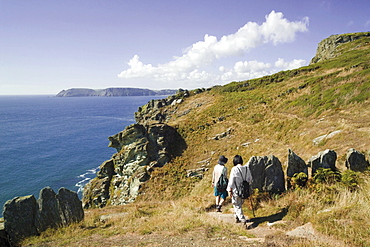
[0,95,164,216]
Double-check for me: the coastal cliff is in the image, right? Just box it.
[82,122,187,208]
[56,87,177,97]
[14,31,370,246]
[83,30,370,208]
[82,90,193,208]
[82,32,370,210]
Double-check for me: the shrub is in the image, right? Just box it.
[291,172,308,188]
[341,170,361,191]
[313,168,341,184]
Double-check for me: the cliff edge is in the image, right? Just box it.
[310,31,370,64]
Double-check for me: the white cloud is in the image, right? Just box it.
[365,20,370,27]
[120,55,155,77]
[217,57,306,82]
[218,60,272,82]
[275,58,306,70]
[118,11,309,89]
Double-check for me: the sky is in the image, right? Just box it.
[1,0,369,95]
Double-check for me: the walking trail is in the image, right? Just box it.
[207,205,348,247]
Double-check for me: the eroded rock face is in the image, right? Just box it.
[246,155,286,194]
[83,123,186,209]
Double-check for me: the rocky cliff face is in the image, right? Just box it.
[310,32,370,64]
[56,87,177,97]
[81,90,193,208]
[82,123,186,208]
[82,90,192,209]
[134,89,193,125]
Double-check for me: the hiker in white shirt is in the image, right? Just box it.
[211,155,229,212]
[227,155,253,223]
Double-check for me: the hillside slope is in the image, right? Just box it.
[139,31,370,199]
[22,32,370,246]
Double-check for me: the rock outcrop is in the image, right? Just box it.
[0,226,9,247]
[308,149,337,176]
[57,188,85,226]
[345,148,369,172]
[134,89,191,125]
[310,32,370,64]
[312,130,342,145]
[286,149,308,189]
[35,187,63,232]
[81,88,210,209]
[3,195,38,245]
[246,155,286,194]
[83,123,186,209]
[2,187,83,245]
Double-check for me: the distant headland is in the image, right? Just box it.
[56,88,178,97]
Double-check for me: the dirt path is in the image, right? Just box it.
[207,210,349,247]
[208,211,282,242]
[24,209,349,247]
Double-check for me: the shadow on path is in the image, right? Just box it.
[247,207,288,229]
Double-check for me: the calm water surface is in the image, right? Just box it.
[0,95,163,215]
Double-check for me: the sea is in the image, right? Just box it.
[0,95,164,216]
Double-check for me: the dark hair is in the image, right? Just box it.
[218,155,228,165]
[233,155,243,166]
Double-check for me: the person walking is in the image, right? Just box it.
[212,155,228,212]
[227,155,252,223]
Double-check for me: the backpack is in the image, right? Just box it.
[216,167,228,192]
[236,167,250,199]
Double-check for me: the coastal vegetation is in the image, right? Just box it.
[21,32,370,246]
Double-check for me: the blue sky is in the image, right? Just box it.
[1,0,369,95]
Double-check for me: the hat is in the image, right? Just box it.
[218,155,228,165]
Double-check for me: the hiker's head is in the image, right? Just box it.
[218,155,228,165]
[233,155,243,166]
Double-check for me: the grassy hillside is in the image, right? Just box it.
[22,33,370,246]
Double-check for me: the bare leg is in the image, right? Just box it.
[215,196,220,206]
[219,197,224,206]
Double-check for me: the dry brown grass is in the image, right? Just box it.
[21,35,370,246]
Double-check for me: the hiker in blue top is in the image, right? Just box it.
[227,155,253,223]
[212,155,228,212]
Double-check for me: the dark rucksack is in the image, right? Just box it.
[236,167,250,199]
[216,167,228,192]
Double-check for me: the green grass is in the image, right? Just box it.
[21,32,370,247]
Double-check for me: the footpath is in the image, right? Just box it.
[207,208,348,246]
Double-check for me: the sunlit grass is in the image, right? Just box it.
[21,33,370,247]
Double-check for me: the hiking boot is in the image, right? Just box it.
[216,205,222,212]
[235,217,241,223]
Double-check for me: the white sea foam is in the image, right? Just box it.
[75,166,99,195]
